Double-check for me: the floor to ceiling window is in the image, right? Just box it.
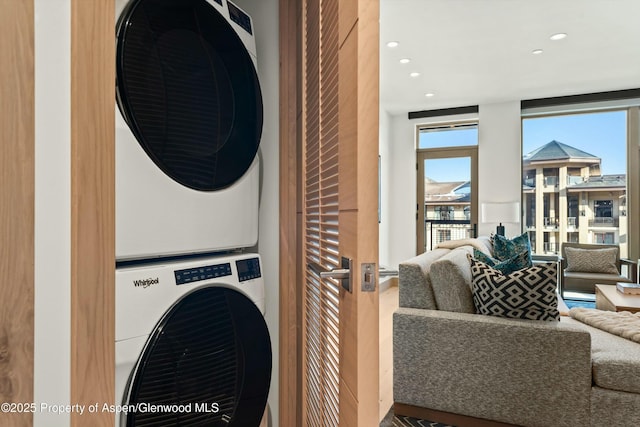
[521,108,633,258]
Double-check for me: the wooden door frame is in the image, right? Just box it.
[279,0,303,426]
[1,2,114,426]
[70,1,116,425]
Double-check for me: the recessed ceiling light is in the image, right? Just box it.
[532,49,543,55]
[410,72,420,78]
[399,58,411,64]
[386,41,399,48]
[425,93,434,97]
[550,33,567,41]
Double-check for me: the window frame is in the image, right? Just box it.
[521,102,640,261]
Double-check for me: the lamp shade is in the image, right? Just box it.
[481,202,520,224]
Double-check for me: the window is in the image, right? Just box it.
[434,206,454,220]
[522,108,632,257]
[594,200,613,218]
[418,122,478,148]
[437,229,451,242]
[594,232,615,244]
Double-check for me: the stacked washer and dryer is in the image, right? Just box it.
[114,0,271,426]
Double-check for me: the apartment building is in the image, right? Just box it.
[523,140,627,257]
[424,140,627,256]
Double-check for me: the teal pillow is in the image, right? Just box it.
[491,232,533,266]
[473,248,530,275]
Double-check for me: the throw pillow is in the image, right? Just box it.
[491,232,533,266]
[473,248,530,275]
[564,246,619,274]
[469,255,559,321]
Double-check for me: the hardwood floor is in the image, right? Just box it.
[379,279,399,421]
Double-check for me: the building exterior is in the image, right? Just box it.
[423,140,627,257]
[522,140,627,257]
[424,180,471,250]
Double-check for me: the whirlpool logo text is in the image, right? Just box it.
[133,277,159,288]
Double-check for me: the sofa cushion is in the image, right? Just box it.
[564,271,629,282]
[563,317,640,394]
[430,247,476,314]
[491,232,533,266]
[473,248,530,274]
[564,246,619,274]
[469,255,559,321]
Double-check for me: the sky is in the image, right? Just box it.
[419,110,627,183]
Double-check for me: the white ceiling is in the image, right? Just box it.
[380,0,640,115]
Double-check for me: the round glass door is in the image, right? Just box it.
[123,287,271,426]
[116,0,263,191]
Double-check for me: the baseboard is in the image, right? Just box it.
[393,403,519,427]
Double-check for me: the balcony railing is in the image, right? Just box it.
[589,217,618,227]
[426,213,470,221]
[424,222,473,251]
[544,217,559,228]
[567,217,578,228]
[543,242,559,253]
[567,176,584,186]
[544,176,558,187]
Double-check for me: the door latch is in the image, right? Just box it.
[361,263,399,292]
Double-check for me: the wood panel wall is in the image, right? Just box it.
[0,1,35,426]
[70,1,115,425]
[279,0,303,426]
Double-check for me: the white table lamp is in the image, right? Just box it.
[481,202,520,236]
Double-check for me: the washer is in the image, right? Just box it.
[115,0,263,261]
[115,252,271,426]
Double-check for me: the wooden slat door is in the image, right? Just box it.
[281,0,380,425]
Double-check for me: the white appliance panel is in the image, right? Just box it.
[115,253,265,341]
[115,253,268,424]
[115,112,260,261]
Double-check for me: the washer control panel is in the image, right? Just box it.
[174,263,232,285]
[236,257,261,282]
[228,1,253,35]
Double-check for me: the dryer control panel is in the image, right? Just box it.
[174,263,232,285]
[236,257,261,282]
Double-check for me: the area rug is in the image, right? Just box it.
[380,406,454,427]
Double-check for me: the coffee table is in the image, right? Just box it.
[595,284,640,314]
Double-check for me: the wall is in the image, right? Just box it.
[381,101,522,268]
[379,110,392,267]
[477,101,522,237]
[34,1,72,425]
[233,1,280,426]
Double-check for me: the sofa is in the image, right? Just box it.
[393,238,640,427]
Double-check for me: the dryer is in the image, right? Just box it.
[115,252,271,426]
[115,0,263,261]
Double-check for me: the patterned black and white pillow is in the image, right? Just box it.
[469,255,559,321]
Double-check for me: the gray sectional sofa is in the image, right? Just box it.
[393,239,640,427]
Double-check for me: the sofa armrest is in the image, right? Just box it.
[621,257,637,282]
[393,308,591,427]
[429,248,475,313]
[398,249,450,310]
